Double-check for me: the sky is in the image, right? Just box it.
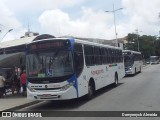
[0,0,160,42]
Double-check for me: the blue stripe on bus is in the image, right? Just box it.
[67,74,79,98]
[68,38,75,50]
[67,38,79,97]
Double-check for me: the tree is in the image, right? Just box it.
[125,33,157,59]
[125,33,138,51]
[154,39,160,56]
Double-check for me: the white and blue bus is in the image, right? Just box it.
[123,50,143,75]
[26,38,125,100]
[150,56,159,64]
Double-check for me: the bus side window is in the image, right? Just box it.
[108,48,112,63]
[116,50,118,63]
[111,49,115,63]
[84,45,94,66]
[133,54,135,61]
[94,47,102,65]
[101,48,106,64]
[74,44,84,76]
[120,50,123,62]
[118,50,121,63]
[105,48,108,64]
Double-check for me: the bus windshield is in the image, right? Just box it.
[150,56,159,62]
[124,55,133,67]
[26,49,74,78]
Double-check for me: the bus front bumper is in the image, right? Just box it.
[125,68,134,75]
[27,86,77,100]
[125,70,133,75]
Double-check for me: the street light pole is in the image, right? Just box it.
[105,4,123,47]
[0,24,7,34]
[135,29,142,51]
[0,24,3,33]
[1,29,13,41]
[113,4,118,46]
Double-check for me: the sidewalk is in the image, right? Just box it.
[0,93,41,111]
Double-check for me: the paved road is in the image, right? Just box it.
[2,64,160,120]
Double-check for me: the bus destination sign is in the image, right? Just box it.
[29,41,69,50]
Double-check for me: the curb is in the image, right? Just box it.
[3,101,43,111]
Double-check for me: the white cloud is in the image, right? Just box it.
[38,0,160,40]
[0,0,25,41]
[0,0,86,41]
[121,0,160,35]
[38,8,118,40]
[1,0,160,42]
[39,0,160,39]
[0,1,21,29]
[5,0,85,14]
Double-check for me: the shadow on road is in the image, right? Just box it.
[28,83,124,110]
[124,71,141,77]
[93,83,124,99]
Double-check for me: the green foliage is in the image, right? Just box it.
[154,39,160,56]
[125,33,158,59]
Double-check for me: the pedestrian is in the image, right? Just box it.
[0,73,6,98]
[13,73,20,94]
[20,70,26,96]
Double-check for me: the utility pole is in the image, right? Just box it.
[135,29,142,51]
[105,4,123,47]
[1,29,13,41]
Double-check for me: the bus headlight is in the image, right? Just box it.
[60,81,75,91]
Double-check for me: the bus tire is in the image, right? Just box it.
[140,66,141,73]
[134,68,136,75]
[86,80,95,100]
[114,73,118,87]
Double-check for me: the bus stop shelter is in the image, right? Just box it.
[0,52,24,68]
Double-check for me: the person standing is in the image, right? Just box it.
[14,73,20,94]
[0,73,6,98]
[20,70,26,96]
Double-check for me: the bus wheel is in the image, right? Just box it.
[140,66,141,73]
[86,80,95,100]
[134,68,136,75]
[114,73,118,87]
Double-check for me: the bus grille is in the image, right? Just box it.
[34,88,61,90]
